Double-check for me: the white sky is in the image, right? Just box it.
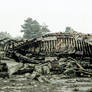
[0,0,92,37]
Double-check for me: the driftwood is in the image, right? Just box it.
[13,52,50,64]
[67,57,85,70]
[14,52,40,64]
[77,69,92,76]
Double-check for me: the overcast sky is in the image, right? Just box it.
[0,0,92,37]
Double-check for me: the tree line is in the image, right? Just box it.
[0,17,75,40]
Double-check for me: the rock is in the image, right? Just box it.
[25,73,31,77]
[2,59,23,75]
[42,65,50,75]
[58,58,67,62]
[8,62,23,75]
[45,57,57,62]
[0,62,9,78]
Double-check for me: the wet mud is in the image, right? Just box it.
[0,75,92,92]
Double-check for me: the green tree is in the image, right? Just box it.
[41,23,50,35]
[65,27,77,34]
[0,32,12,39]
[21,18,50,39]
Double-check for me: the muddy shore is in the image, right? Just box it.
[0,75,92,92]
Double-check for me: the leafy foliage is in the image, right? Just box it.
[0,32,11,39]
[21,18,50,39]
[65,27,77,33]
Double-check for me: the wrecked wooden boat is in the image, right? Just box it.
[4,32,92,58]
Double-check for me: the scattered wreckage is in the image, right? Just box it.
[0,31,92,82]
